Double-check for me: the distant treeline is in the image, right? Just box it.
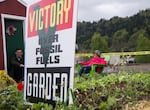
[76,9,150,53]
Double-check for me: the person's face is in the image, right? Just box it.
[93,53,100,57]
[93,53,97,57]
[15,49,23,57]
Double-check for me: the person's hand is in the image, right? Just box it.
[20,64,24,67]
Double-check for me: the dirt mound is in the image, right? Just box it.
[126,100,150,110]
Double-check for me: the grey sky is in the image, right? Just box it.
[78,0,150,21]
[21,0,150,22]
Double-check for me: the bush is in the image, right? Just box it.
[135,55,150,63]
[0,85,28,110]
[0,70,16,90]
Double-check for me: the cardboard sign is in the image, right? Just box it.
[24,0,78,104]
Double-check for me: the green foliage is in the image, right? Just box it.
[90,32,109,52]
[77,22,95,52]
[111,29,128,51]
[135,33,150,63]
[135,55,150,63]
[127,29,145,51]
[0,70,16,90]
[1,72,150,110]
[136,31,150,51]
[77,9,150,53]
[0,85,28,110]
[74,72,150,109]
[30,102,53,110]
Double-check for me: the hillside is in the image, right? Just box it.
[77,9,150,53]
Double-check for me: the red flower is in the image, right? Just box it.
[17,82,24,91]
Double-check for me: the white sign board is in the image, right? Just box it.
[24,0,78,104]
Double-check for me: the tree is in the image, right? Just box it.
[135,33,150,63]
[76,9,150,52]
[90,32,109,52]
[128,29,146,51]
[111,29,128,52]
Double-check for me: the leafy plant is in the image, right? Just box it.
[30,102,53,110]
[0,85,28,110]
[74,72,150,109]
[1,71,150,110]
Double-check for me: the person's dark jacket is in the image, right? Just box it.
[9,55,24,82]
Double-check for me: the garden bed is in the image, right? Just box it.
[0,70,150,110]
[73,72,150,109]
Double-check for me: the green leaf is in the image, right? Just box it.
[107,96,116,106]
[99,102,107,109]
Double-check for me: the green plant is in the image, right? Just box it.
[1,71,150,110]
[0,84,28,110]
[74,72,150,109]
[30,102,53,110]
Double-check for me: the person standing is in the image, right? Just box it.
[9,48,24,83]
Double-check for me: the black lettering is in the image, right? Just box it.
[50,44,63,53]
[57,44,63,52]
[55,55,60,63]
[36,57,44,64]
[49,34,58,42]
[36,48,40,55]
[36,57,41,64]
[50,45,55,53]
[49,56,54,64]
